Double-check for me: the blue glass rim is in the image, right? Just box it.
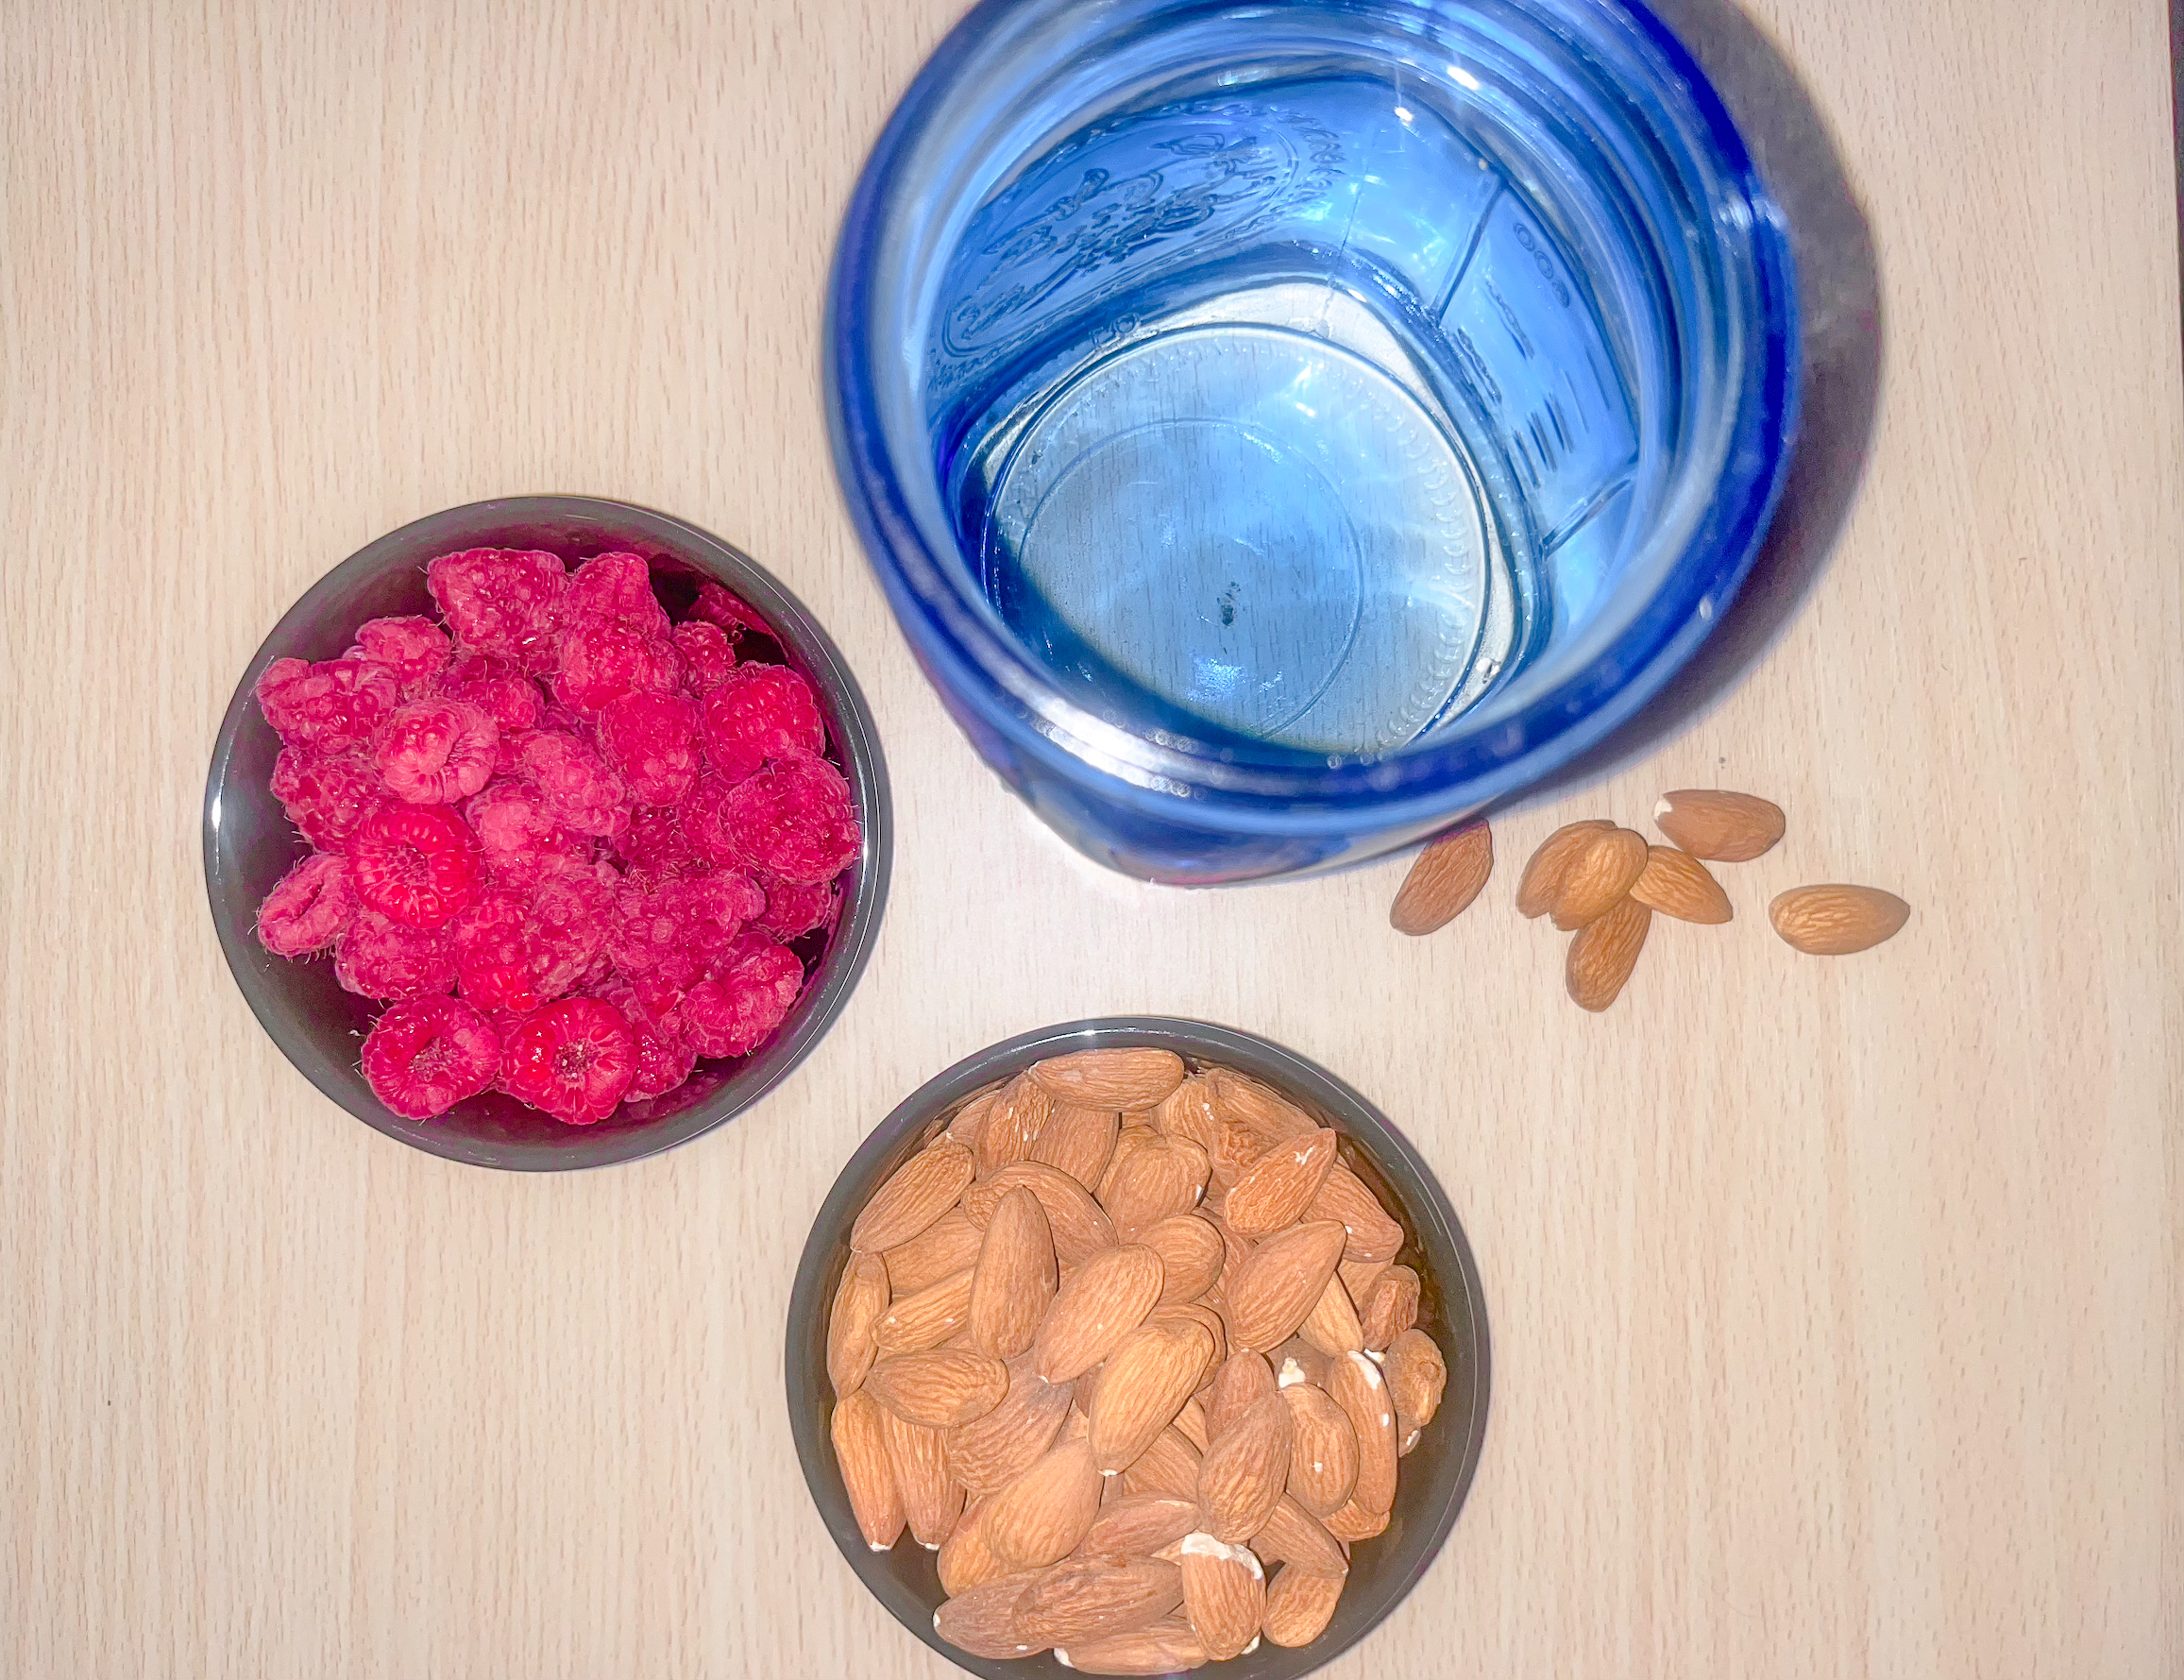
[827,0,1802,832]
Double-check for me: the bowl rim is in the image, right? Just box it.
[202,493,893,1171]
[784,1015,1492,1679]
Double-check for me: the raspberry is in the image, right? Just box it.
[716,752,861,885]
[333,908,459,1001]
[517,730,631,838]
[670,620,736,693]
[373,699,499,804]
[362,995,501,1120]
[426,548,567,671]
[347,615,452,696]
[464,780,592,888]
[432,651,546,734]
[681,934,804,1058]
[450,890,540,1012]
[255,656,399,750]
[256,851,358,956]
[679,773,740,868]
[699,664,825,783]
[754,871,841,941]
[347,805,483,928]
[524,868,618,993]
[499,996,637,1125]
[554,622,681,715]
[592,976,698,1101]
[610,871,765,986]
[270,747,388,852]
[613,802,710,880]
[692,581,772,640]
[597,689,700,807]
[561,552,669,638]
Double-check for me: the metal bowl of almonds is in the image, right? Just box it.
[786,1018,1489,1677]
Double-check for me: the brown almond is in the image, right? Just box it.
[1052,1617,1210,1674]
[1566,895,1651,1011]
[1137,1213,1224,1308]
[1222,1128,1339,1237]
[1033,1104,1122,1190]
[1088,1320,1214,1475]
[984,1438,1104,1570]
[882,1408,965,1549]
[1272,1338,1331,1393]
[1204,1350,1277,1442]
[1030,1048,1189,1110]
[1261,1563,1346,1647]
[933,1567,1047,1659]
[946,1088,1000,1150]
[1015,1553,1185,1647]
[1516,820,1615,918]
[1337,1255,1391,1304]
[830,1389,906,1552]
[851,1139,976,1253]
[1389,820,1494,935]
[1150,1300,1227,1378]
[975,1073,1054,1173]
[1279,1379,1361,1518]
[946,1356,1074,1496]
[1205,1069,1316,1145]
[1359,1264,1420,1351]
[1119,1426,1202,1499]
[1249,1494,1348,1575]
[873,1266,975,1354]
[1173,1396,1211,1451]
[963,1162,1118,1265]
[1296,1271,1364,1358]
[826,1252,890,1398]
[1305,1165,1405,1264]
[1323,1496,1390,1542]
[1551,825,1651,929]
[1630,844,1733,925]
[1177,1533,1266,1660]
[968,1186,1058,1359]
[1326,1350,1397,1517]
[1098,1132,1211,1243]
[1225,1220,1349,1351]
[1385,1326,1448,1451]
[1769,884,1911,955]
[1035,1245,1166,1383]
[938,1495,1009,1593]
[866,1348,1009,1429]
[1150,1075,1221,1149]
[1083,1492,1203,1556]
[882,1209,984,1296]
[1654,788,1786,861]
[1206,1212,1254,1296]
[1196,1394,1293,1541]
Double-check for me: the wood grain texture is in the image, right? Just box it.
[2,1,2177,1676]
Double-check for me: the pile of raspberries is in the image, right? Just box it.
[251,548,860,1125]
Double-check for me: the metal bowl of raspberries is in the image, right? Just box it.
[203,495,890,1170]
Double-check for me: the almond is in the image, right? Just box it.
[1225,1220,1349,1350]
[1030,1047,1189,1110]
[1516,819,1615,918]
[1119,1426,1201,1499]
[830,1389,905,1552]
[1082,1492,1203,1556]
[1032,1104,1122,1190]
[1099,1130,1211,1242]
[1196,1394,1293,1541]
[1551,824,1651,930]
[1384,1326,1448,1451]
[1205,1069,1316,1145]
[872,1266,974,1354]
[1359,1264,1420,1351]
[1149,1301,1227,1380]
[866,1348,1009,1429]
[984,1437,1104,1569]
[1769,883,1911,955]
[882,1209,984,1296]
[1630,844,1733,924]
[1015,1553,1184,1647]
[1204,1350,1277,1441]
[1089,1319,1214,1475]
[1280,1379,1361,1517]
[1035,1245,1165,1383]
[1327,1350,1397,1517]
[946,1356,1074,1495]
[945,1088,999,1149]
[1654,788,1786,861]
[1272,1339,1331,1392]
[968,1186,1058,1358]
[1323,1496,1390,1541]
[1305,1165,1405,1264]
[1138,1213,1224,1307]
[973,1072,1052,1173]
[1177,1533,1266,1660]
[1173,1395,1211,1451]
[1053,1617,1210,1674]
[1566,895,1651,1011]
[1261,1563,1346,1647]
[1296,1271,1364,1358]
[933,1567,1047,1659]
[1250,1494,1348,1576]
[963,1162,1117,1264]
[851,1139,976,1253]
[938,1496,1009,1593]
[881,1407,965,1548]
[1223,1128,1339,1236]
[1389,820,1494,935]
[826,1252,890,1398]
[1207,1211,1254,1295]
[1337,1255,1392,1304]
[1150,1075,1221,1150]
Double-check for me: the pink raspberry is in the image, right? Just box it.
[699,664,825,783]
[347,805,483,928]
[561,552,669,638]
[362,995,501,1120]
[716,752,861,885]
[256,851,358,956]
[255,656,399,750]
[691,581,773,640]
[499,996,637,1125]
[426,548,567,670]
[464,780,592,888]
[450,891,539,1012]
[592,976,699,1101]
[432,651,546,734]
[333,908,459,1001]
[523,868,618,995]
[374,699,499,804]
[678,773,741,868]
[597,689,700,807]
[754,871,841,941]
[610,871,765,987]
[682,934,804,1059]
[347,615,452,696]
[517,730,631,838]
[554,622,681,715]
[270,747,388,852]
[613,803,710,880]
[670,620,736,693]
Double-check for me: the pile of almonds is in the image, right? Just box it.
[1391,789,1911,1010]
[825,1047,1450,1674]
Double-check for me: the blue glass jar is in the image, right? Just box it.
[828,0,1799,884]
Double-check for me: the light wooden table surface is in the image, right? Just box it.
[4,1,2177,1676]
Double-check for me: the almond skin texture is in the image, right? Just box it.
[1206,1069,1317,1145]
[1273,1340,1331,1393]
[1082,1493,1204,1557]
[1327,1350,1398,1518]
[1225,1220,1349,1351]
[983,1438,1105,1569]
[1516,820,1615,918]
[1630,844,1734,924]
[934,1567,1047,1659]
[1324,1496,1390,1541]
[1030,1048,1189,1110]
[1250,1495,1349,1576]
[826,1253,890,1398]
[1174,1396,1211,1451]
[1280,1379,1362,1518]
[1177,1533,1266,1660]
[1035,1245,1166,1383]
[1389,821,1494,935]
[947,1357,1074,1496]
[831,1389,906,1552]
[1196,1394,1294,1542]
[1120,1426,1202,1499]
[963,1163,1118,1265]
[1296,1271,1365,1358]
[1138,1213,1225,1307]
[1769,884,1912,955]
[976,1073,1054,1174]
[1150,1301,1227,1379]
[938,1496,1010,1594]
[1385,1326,1448,1452]
[1088,1319,1214,1476]
[1015,1553,1186,1647]
[882,1408,965,1549]
[1566,895,1652,1011]
[1551,825,1651,929]
[1261,1564,1346,1647]
[852,1139,976,1254]
[1654,789,1786,861]
[1305,1166,1405,1264]
[1223,1128,1339,1237]
[873,1266,975,1354]
[1205,1350,1277,1441]
[969,1186,1058,1358]
[1359,1264,1420,1351]
[866,1349,1009,1429]
[882,1209,984,1297]
[1032,1104,1123,1190]
[945,1089,999,1149]
[1098,1131,1211,1242]
[1052,1618,1210,1674]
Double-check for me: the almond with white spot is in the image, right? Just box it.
[1653,788,1786,861]
[1178,1533,1266,1660]
[1222,1128,1339,1237]
[1279,1379,1361,1518]
[882,1407,965,1549]
[1304,1165,1405,1264]
[1384,1326,1448,1452]
[933,1568,1047,1659]
[976,1072,1054,1173]
[872,1266,973,1354]
[1327,1350,1397,1518]
[831,1389,905,1552]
